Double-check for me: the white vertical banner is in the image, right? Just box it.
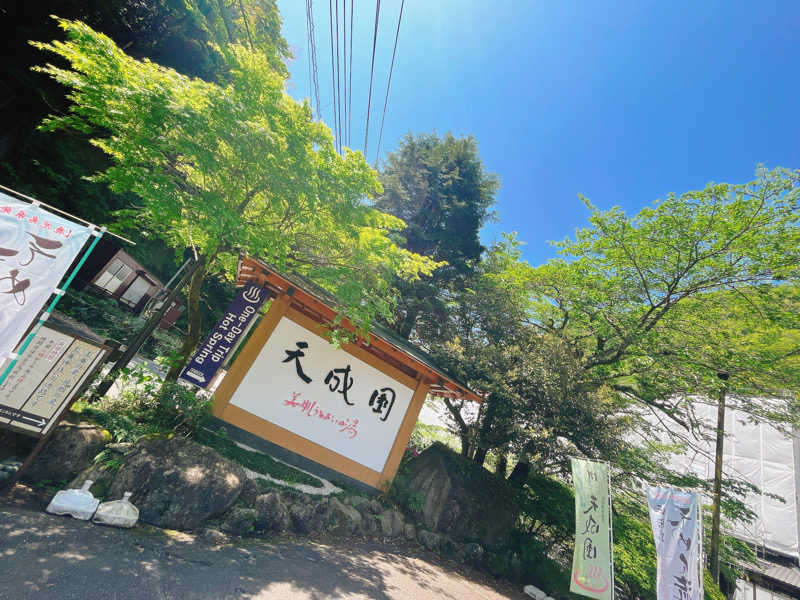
[646,486,703,600]
[570,458,614,600]
[0,192,93,362]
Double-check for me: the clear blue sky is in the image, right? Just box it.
[277,1,800,265]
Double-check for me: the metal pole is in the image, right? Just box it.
[92,259,199,399]
[709,374,729,584]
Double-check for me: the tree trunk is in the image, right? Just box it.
[473,446,488,466]
[166,256,207,381]
[508,460,531,486]
[495,452,508,477]
[709,384,727,584]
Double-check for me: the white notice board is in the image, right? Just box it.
[229,316,413,473]
[0,325,106,435]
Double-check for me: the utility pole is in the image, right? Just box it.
[709,371,730,584]
[92,259,199,400]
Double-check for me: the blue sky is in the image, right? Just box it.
[277,1,800,265]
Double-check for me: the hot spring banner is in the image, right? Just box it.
[570,458,614,600]
[646,486,703,600]
[0,192,93,362]
[180,283,269,388]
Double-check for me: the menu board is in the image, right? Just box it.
[0,325,107,436]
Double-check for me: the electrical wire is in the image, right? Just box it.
[348,0,354,147]
[363,0,380,156]
[334,0,343,151]
[328,0,340,153]
[374,0,404,166]
[306,0,322,119]
[342,0,348,147]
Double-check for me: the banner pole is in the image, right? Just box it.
[0,227,104,386]
[607,461,615,600]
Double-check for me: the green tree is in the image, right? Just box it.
[374,132,499,341]
[34,18,442,379]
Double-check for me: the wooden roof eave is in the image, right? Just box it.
[237,258,483,404]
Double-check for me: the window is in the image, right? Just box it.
[94,258,133,294]
[120,276,152,307]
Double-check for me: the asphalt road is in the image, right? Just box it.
[0,493,527,600]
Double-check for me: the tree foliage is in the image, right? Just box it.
[374,132,498,340]
[34,18,443,376]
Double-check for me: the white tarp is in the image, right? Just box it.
[645,400,799,560]
[646,486,703,600]
[0,192,93,362]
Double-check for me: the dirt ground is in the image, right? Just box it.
[0,484,530,600]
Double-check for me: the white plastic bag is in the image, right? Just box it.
[46,480,99,520]
[92,491,139,528]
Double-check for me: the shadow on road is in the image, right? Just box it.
[0,494,524,600]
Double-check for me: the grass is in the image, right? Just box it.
[192,428,324,488]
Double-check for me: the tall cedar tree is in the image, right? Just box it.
[373,133,498,341]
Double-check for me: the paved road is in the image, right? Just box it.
[0,499,527,600]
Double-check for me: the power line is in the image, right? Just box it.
[342,0,348,147]
[334,0,343,151]
[348,0,354,147]
[374,0,404,166]
[328,0,340,153]
[306,0,322,119]
[363,0,381,156]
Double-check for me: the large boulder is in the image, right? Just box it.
[326,497,362,535]
[403,443,520,549]
[379,508,405,538]
[254,492,291,533]
[106,437,246,531]
[22,422,109,484]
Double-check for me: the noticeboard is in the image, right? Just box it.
[0,323,109,437]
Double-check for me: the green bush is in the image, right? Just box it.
[138,381,211,436]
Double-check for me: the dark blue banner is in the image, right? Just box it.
[180,284,268,388]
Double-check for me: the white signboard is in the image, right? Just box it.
[229,316,414,473]
[646,486,703,600]
[0,325,106,435]
[0,192,94,362]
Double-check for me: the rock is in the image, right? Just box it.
[22,422,109,484]
[326,497,362,535]
[106,437,246,531]
[201,527,229,546]
[346,496,369,509]
[455,542,484,566]
[361,514,381,536]
[68,443,132,499]
[439,534,458,554]
[404,523,416,540]
[238,479,260,507]
[220,507,258,537]
[403,443,520,549]
[290,500,327,534]
[254,492,290,533]
[379,508,405,538]
[418,529,441,551]
[356,498,384,516]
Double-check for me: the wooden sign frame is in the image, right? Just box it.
[213,294,430,490]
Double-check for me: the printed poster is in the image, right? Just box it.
[0,192,93,362]
[646,486,703,600]
[570,458,614,600]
